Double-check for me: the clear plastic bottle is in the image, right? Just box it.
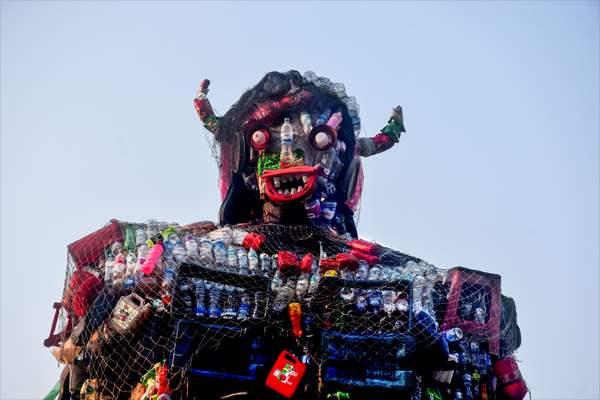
[443,327,464,342]
[177,279,193,315]
[248,249,259,275]
[253,291,265,319]
[192,278,206,317]
[260,253,271,276]
[237,248,249,275]
[185,234,199,257]
[382,290,396,315]
[273,283,294,312]
[199,239,214,264]
[212,240,227,268]
[237,289,252,320]
[221,285,238,319]
[280,117,295,167]
[296,273,310,299]
[104,256,115,284]
[227,246,238,272]
[206,281,222,318]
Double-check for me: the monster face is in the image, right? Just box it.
[193,70,405,237]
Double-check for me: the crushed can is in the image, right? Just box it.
[109,293,151,334]
[266,350,306,398]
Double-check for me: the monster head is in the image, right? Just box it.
[194,71,405,238]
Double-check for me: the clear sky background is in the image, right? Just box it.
[1,1,598,399]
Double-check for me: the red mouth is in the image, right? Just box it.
[262,166,319,203]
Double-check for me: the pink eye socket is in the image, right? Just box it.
[308,125,337,150]
[247,128,271,150]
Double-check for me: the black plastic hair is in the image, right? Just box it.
[217,71,357,236]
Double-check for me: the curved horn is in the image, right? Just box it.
[193,79,220,133]
[358,106,405,157]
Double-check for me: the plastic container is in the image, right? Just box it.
[266,351,306,398]
[109,293,151,334]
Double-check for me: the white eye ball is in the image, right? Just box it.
[315,131,332,148]
[252,130,268,146]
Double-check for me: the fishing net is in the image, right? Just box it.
[49,219,515,399]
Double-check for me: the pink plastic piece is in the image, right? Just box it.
[325,112,343,129]
[141,242,164,275]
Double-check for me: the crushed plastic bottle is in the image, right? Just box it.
[221,285,238,319]
[443,327,464,342]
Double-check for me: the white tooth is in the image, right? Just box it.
[284,189,290,195]
[274,177,281,188]
[290,188,297,194]
[297,185,303,192]
[277,189,283,194]
[302,175,308,183]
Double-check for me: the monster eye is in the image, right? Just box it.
[247,127,271,150]
[308,124,337,150]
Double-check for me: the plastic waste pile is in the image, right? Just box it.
[44,70,527,400]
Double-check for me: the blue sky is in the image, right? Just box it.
[1,1,598,398]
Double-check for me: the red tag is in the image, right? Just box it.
[266,351,306,398]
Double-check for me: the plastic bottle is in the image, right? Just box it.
[141,242,164,275]
[280,117,295,167]
[355,262,369,280]
[212,240,227,268]
[355,291,368,314]
[104,256,115,284]
[135,227,146,246]
[221,285,238,319]
[126,253,137,278]
[237,289,252,320]
[192,278,206,317]
[178,279,193,315]
[463,373,473,400]
[227,246,238,272]
[162,268,176,297]
[253,291,265,319]
[260,253,271,276]
[185,234,199,257]
[206,281,222,318]
[443,327,464,342]
[273,283,294,312]
[237,248,249,275]
[296,273,310,299]
[172,240,187,262]
[113,255,126,281]
[382,290,396,315]
[199,239,214,264]
[248,249,259,275]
